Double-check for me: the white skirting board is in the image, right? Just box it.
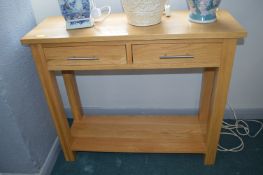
[0,138,60,175]
[38,137,60,175]
[65,107,263,119]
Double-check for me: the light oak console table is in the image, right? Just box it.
[22,11,246,165]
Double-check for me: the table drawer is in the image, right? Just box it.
[132,43,222,67]
[44,45,127,66]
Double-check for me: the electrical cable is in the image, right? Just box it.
[218,104,263,152]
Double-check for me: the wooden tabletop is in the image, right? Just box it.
[21,10,247,44]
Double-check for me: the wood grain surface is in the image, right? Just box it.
[21,10,246,44]
[71,116,207,153]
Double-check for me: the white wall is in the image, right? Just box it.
[30,0,263,111]
[30,0,188,22]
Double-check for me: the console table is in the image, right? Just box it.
[21,10,246,165]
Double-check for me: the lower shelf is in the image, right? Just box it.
[70,115,207,153]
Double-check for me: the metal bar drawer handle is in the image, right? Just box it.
[160,55,194,59]
[67,57,99,61]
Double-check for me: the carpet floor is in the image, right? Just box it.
[51,120,263,175]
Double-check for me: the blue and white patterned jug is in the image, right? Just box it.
[186,0,221,23]
[58,0,111,29]
[58,0,93,29]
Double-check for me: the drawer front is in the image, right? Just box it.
[44,45,127,66]
[132,43,222,67]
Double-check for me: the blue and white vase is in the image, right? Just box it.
[58,0,94,29]
[186,0,221,23]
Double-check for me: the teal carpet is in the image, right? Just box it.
[51,120,263,175]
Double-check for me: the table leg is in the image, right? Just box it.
[204,39,237,165]
[62,71,83,121]
[31,44,75,161]
[199,68,215,121]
